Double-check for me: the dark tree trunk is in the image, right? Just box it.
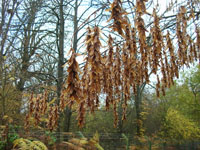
[135,85,143,137]
[56,0,65,143]
[63,108,72,133]
[135,95,142,136]
[117,95,124,134]
[62,0,78,133]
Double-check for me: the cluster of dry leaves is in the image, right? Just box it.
[25,91,60,131]
[26,0,200,130]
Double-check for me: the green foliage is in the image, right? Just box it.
[90,132,104,150]
[7,124,19,144]
[0,140,6,150]
[0,84,22,124]
[145,66,200,136]
[12,138,48,150]
[80,109,115,134]
[161,108,200,142]
[77,131,85,138]
[0,117,19,150]
[122,134,129,150]
[44,131,57,145]
[8,132,19,144]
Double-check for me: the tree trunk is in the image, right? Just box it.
[135,85,143,137]
[16,2,38,115]
[117,94,124,134]
[63,0,79,133]
[57,0,64,107]
[57,0,65,143]
[63,108,72,132]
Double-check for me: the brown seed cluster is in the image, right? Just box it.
[25,91,56,130]
[134,0,149,85]
[176,6,188,66]
[61,26,104,127]
[150,9,163,74]
[136,0,147,14]
[47,105,59,131]
[61,49,82,108]
[104,35,114,110]
[107,0,128,37]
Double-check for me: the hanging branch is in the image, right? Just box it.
[62,49,82,108]
[107,0,128,37]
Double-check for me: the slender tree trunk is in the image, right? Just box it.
[135,93,141,136]
[117,93,124,134]
[63,0,79,133]
[16,2,38,115]
[135,85,144,137]
[1,96,6,125]
[73,0,78,52]
[63,108,72,132]
[57,0,64,107]
[57,0,64,143]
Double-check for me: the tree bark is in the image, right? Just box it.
[135,87,142,137]
[134,84,145,137]
[16,1,43,92]
[63,0,79,133]
[57,0,65,143]
[117,93,124,134]
[63,108,72,132]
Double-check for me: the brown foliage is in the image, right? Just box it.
[107,0,128,37]
[47,105,59,131]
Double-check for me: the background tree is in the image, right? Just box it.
[0,0,21,124]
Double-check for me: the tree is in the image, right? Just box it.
[142,65,200,138]
[0,0,20,64]
[24,0,200,137]
[0,72,22,124]
[0,0,21,124]
[161,108,200,142]
[14,0,49,92]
